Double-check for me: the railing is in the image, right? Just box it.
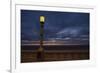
[21,50,89,63]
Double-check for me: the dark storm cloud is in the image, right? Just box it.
[21,10,89,41]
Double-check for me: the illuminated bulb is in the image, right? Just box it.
[40,16,45,22]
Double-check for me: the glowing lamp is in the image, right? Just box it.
[40,16,45,24]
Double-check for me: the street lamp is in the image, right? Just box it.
[37,16,45,61]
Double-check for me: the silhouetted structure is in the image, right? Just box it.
[37,16,45,61]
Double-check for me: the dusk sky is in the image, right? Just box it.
[21,10,89,42]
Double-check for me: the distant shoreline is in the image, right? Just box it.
[21,40,89,46]
[21,43,89,46]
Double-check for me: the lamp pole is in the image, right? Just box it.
[37,16,45,61]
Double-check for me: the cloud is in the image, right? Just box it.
[53,26,89,40]
[56,27,82,37]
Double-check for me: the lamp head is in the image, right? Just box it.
[40,16,45,24]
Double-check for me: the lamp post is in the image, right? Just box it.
[37,16,45,61]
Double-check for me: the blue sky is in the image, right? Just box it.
[21,10,89,41]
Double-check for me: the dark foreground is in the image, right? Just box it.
[21,45,89,63]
